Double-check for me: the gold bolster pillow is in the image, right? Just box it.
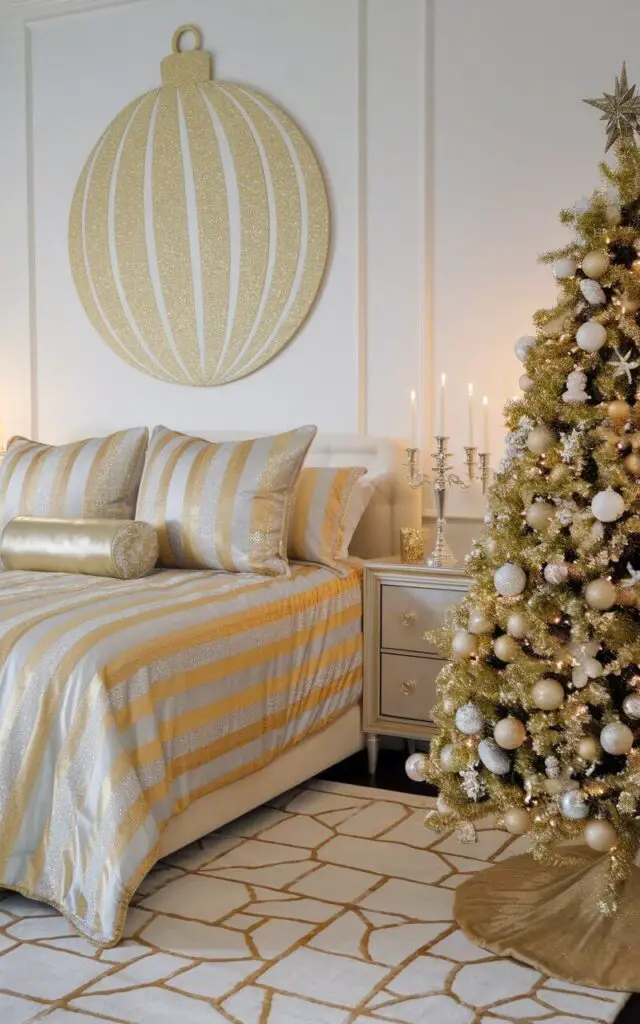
[1,517,159,580]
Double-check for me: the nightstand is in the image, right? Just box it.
[363,522,477,774]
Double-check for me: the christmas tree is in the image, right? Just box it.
[411,65,640,917]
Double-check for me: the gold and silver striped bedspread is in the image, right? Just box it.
[0,563,363,946]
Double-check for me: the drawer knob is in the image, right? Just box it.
[400,679,416,695]
[400,611,416,627]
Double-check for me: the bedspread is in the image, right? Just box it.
[0,563,362,945]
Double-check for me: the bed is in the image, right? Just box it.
[0,433,419,946]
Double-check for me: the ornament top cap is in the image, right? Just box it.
[161,25,212,86]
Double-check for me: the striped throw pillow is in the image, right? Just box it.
[136,425,317,574]
[0,427,149,535]
[288,466,370,567]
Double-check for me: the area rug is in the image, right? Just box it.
[0,781,628,1023]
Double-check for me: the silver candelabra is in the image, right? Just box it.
[406,439,491,567]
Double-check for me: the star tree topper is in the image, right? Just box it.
[584,62,640,151]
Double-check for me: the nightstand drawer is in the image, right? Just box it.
[381,583,466,654]
[379,652,442,723]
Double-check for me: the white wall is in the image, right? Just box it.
[2,0,640,517]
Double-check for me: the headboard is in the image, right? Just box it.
[184,431,422,558]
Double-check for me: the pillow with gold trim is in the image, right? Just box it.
[0,427,149,535]
[136,425,317,574]
[288,466,373,568]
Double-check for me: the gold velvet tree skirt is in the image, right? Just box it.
[455,849,640,992]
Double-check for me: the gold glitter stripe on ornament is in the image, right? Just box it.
[218,83,301,382]
[152,87,200,382]
[113,90,189,383]
[179,84,230,382]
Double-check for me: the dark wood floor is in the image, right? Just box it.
[319,747,637,1022]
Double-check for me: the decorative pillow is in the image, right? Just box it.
[288,466,373,567]
[1,516,158,580]
[136,425,317,574]
[0,427,149,534]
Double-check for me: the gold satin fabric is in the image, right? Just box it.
[0,563,363,946]
[455,849,640,992]
[1,517,158,579]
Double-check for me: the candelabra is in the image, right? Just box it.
[406,440,492,567]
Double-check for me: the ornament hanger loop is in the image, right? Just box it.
[172,24,203,54]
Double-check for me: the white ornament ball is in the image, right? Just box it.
[493,634,520,662]
[580,278,606,305]
[439,743,457,771]
[578,736,601,761]
[519,373,535,392]
[582,250,610,279]
[591,489,625,523]
[436,794,451,814]
[504,807,530,835]
[405,752,427,782]
[514,335,536,362]
[544,562,569,585]
[532,678,565,710]
[452,629,479,658]
[478,738,511,775]
[576,320,607,353]
[526,426,555,455]
[507,612,528,638]
[494,563,527,597]
[455,702,484,735]
[468,610,494,635]
[494,717,527,750]
[560,790,590,820]
[605,203,622,226]
[585,578,617,610]
[600,721,634,755]
[623,693,640,719]
[584,819,618,853]
[526,502,554,531]
[553,257,578,279]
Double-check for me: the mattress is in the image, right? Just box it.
[0,563,363,946]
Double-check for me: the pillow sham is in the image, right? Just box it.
[136,425,317,574]
[0,427,149,534]
[288,466,370,567]
[1,516,158,580]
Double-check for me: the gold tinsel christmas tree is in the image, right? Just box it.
[408,66,640,985]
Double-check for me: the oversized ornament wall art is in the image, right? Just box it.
[68,26,330,385]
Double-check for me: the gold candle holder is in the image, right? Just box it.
[400,527,425,564]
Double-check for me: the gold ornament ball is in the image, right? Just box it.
[451,629,479,658]
[544,777,564,795]
[608,399,631,424]
[585,578,617,610]
[507,612,528,638]
[617,585,638,608]
[532,678,564,710]
[631,431,640,450]
[525,501,554,531]
[468,609,495,635]
[621,292,640,313]
[582,250,610,279]
[504,807,530,835]
[549,463,570,484]
[624,452,640,476]
[527,426,555,455]
[494,717,527,750]
[578,736,601,761]
[493,635,520,662]
[584,819,618,853]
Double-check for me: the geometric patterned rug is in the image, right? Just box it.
[0,780,628,1023]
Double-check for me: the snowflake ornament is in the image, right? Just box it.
[620,562,640,588]
[608,346,640,383]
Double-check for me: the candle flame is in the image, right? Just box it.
[441,373,446,386]
[410,390,416,402]
[468,383,473,397]
[482,395,488,407]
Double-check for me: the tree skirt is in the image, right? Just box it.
[455,846,640,993]
[0,783,629,1022]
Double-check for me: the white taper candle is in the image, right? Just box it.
[439,374,446,436]
[483,395,489,451]
[410,390,417,447]
[467,383,474,446]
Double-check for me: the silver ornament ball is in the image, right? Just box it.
[560,789,590,820]
[514,335,536,362]
[544,562,569,585]
[405,752,427,782]
[580,278,606,305]
[455,703,485,735]
[478,737,511,775]
[494,563,527,597]
[439,743,457,771]
[576,320,607,353]
[623,693,640,719]
[600,721,634,755]
[519,373,534,392]
[553,257,578,279]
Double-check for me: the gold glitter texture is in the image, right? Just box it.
[68,26,330,386]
